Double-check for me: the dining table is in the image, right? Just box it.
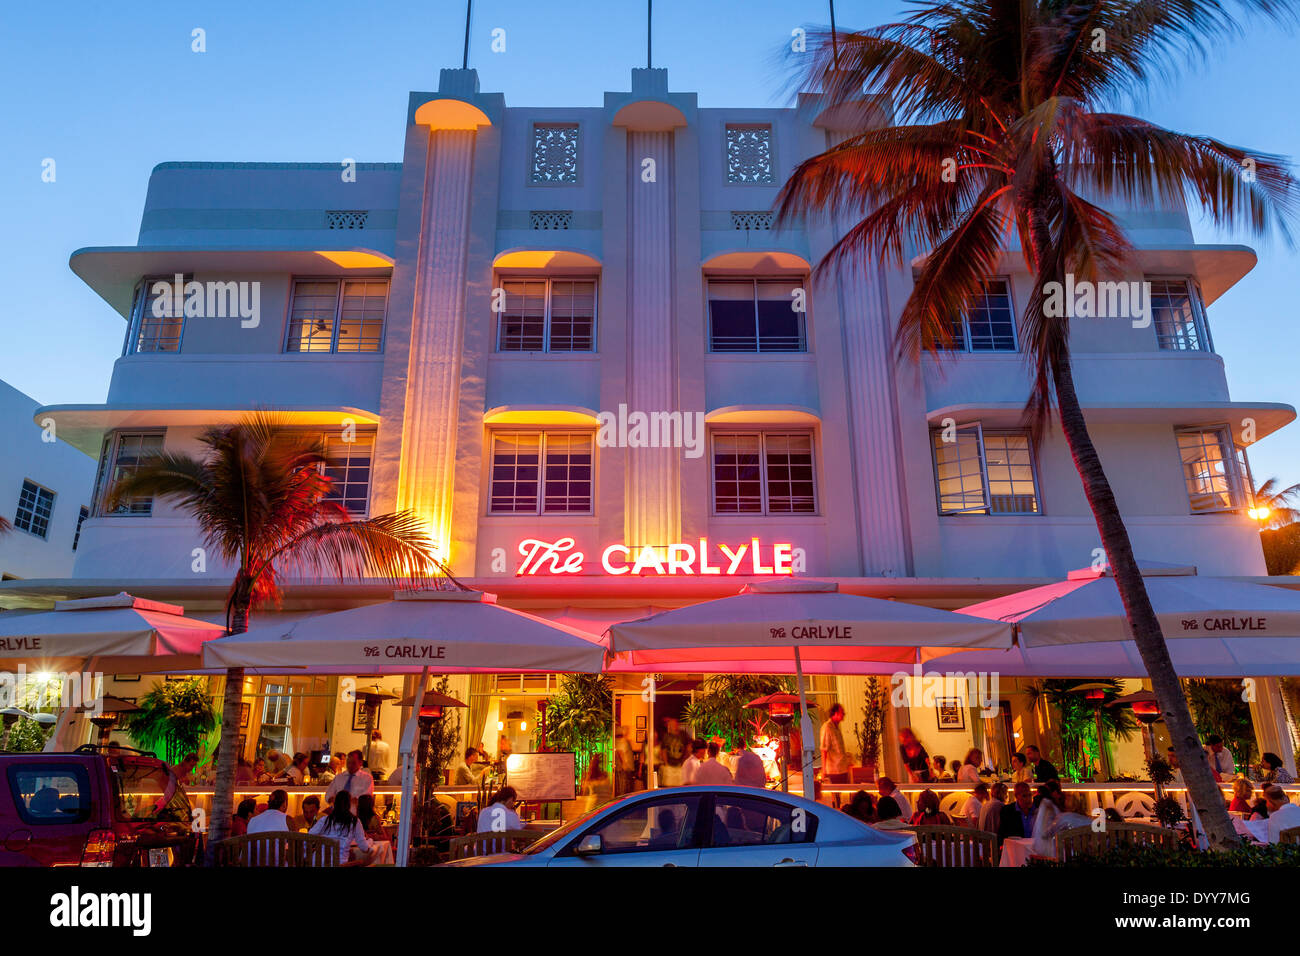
[998,836,1035,867]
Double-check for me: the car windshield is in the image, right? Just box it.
[519,796,636,855]
[111,759,191,824]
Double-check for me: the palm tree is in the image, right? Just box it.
[108,415,441,858]
[1252,476,1300,528]
[776,1,1297,848]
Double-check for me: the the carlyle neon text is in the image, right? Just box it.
[515,537,798,576]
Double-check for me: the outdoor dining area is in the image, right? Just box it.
[4,563,1300,866]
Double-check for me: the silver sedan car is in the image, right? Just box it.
[442,785,917,867]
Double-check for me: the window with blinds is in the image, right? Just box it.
[285,279,387,353]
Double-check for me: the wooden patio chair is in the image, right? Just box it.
[1055,822,1176,863]
[909,824,998,867]
[447,828,550,861]
[214,831,340,867]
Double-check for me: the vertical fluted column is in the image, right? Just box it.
[625,130,679,549]
[396,128,476,556]
[840,266,911,576]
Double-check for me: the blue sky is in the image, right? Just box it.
[2,0,1297,486]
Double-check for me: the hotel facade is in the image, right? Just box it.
[7,68,1298,786]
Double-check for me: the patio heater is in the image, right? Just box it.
[354,683,397,770]
[1109,691,1164,794]
[745,693,815,794]
[84,695,140,746]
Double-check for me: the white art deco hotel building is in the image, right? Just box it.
[7,68,1297,784]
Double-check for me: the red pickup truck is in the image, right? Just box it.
[0,745,198,867]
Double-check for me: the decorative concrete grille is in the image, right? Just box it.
[325,210,368,230]
[529,210,573,230]
[731,211,773,231]
[725,124,774,183]
[531,123,580,183]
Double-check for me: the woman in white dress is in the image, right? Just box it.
[309,791,373,864]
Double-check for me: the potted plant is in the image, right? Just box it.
[854,678,886,782]
[121,677,218,764]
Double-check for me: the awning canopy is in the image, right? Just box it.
[0,592,224,673]
[606,580,1012,674]
[201,590,607,674]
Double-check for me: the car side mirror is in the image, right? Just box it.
[575,834,603,856]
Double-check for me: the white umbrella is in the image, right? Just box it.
[938,566,1300,675]
[0,593,226,752]
[201,589,607,866]
[607,580,1013,799]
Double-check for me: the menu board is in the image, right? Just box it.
[504,751,577,802]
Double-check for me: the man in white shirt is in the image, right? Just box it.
[247,789,291,834]
[732,743,766,788]
[1263,785,1300,843]
[368,730,392,781]
[324,750,374,810]
[877,777,912,822]
[963,782,989,827]
[681,739,706,785]
[694,742,735,786]
[1203,735,1236,781]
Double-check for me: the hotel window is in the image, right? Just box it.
[72,506,89,551]
[530,122,580,183]
[712,432,816,515]
[13,480,55,539]
[1177,426,1250,513]
[260,682,293,754]
[285,279,387,353]
[496,278,596,352]
[320,432,373,517]
[92,432,164,516]
[1149,278,1211,351]
[725,124,774,183]
[489,432,593,515]
[707,279,807,352]
[931,425,1041,515]
[944,278,1018,352]
[126,278,186,353]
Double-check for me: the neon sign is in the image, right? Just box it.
[514,537,801,576]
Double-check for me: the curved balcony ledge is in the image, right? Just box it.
[705,404,821,425]
[70,246,395,318]
[36,404,381,455]
[925,400,1294,440]
[483,405,600,426]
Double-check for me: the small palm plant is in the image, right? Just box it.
[1252,477,1300,528]
[108,414,441,858]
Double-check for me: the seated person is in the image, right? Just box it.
[476,786,523,833]
[872,796,912,831]
[453,748,483,786]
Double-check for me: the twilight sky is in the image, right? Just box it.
[2,0,1296,486]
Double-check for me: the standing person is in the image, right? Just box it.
[876,777,913,822]
[1203,735,1236,781]
[290,794,321,832]
[694,741,735,786]
[980,782,1007,832]
[657,717,691,787]
[614,727,635,794]
[898,728,932,783]
[681,739,707,785]
[732,740,766,788]
[958,749,983,783]
[582,754,614,810]
[820,703,851,784]
[324,749,375,810]
[1024,745,1059,783]
[477,786,524,832]
[309,791,373,864]
[172,753,199,786]
[368,730,392,782]
[247,789,291,834]
[963,783,990,827]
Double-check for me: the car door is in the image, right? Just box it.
[548,794,703,868]
[698,794,820,867]
[2,761,95,866]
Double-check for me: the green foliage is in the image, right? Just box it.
[1185,679,1256,769]
[679,675,794,748]
[1035,842,1300,868]
[1146,755,1174,787]
[1261,524,1300,575]
[1025,680,1136,781]
[420,677,462,786]
[1,717,52,753]
[1153,796,1185,829]
[121,677,218,764]
[853,677,887,765]
[534,674,612,778]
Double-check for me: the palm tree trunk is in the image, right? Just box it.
[1050,357,1239,848]
[204,584,252,865]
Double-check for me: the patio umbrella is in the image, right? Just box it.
[201,589,607,866]
[607,580,1013,799]
[0,593,226,752]
[940,566,1300,675]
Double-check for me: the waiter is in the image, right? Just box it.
[324,749,374,810]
